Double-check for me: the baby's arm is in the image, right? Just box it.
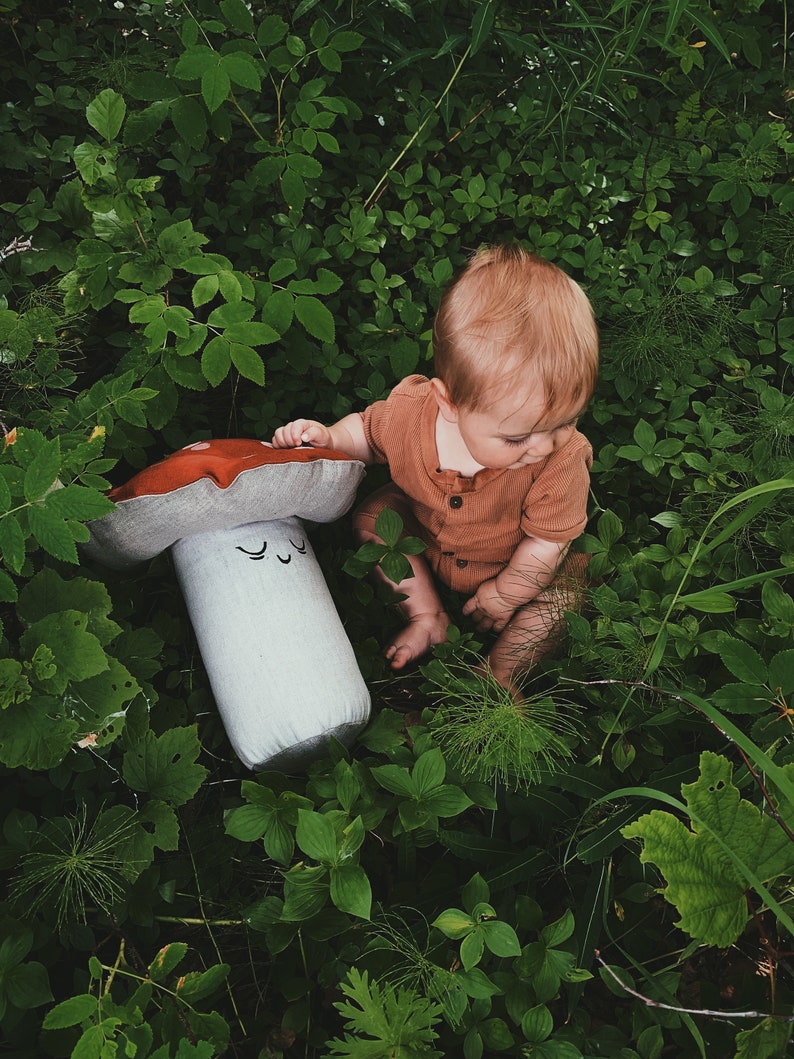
[272,413,376,464]
[462,536,570,633]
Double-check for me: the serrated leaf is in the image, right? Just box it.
[23,441,61,501]
[222,51,260,91]
[46,485,115,521]
[122,725,208,805]
[202,335,231,386]
[229,343,264,384]
[623,752,794,946]
[0,694,79,769]
[294,295,335,342]
[718,636,768,684]
[20,611,107,682]
[171,96,207,149]
[86,89,126,141]
[202,60,230,113]
[43,993,97,1029]
[26,506,79,563]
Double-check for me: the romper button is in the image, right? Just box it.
[449,495,463,509]
[442,550,454,556]
[456,559,468,569]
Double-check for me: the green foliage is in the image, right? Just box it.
[0,0,793,1055]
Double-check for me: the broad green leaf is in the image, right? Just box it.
[432,908,475,939]
[371,763,415,797]
[295,296,335,342]
[46,485,114,521]
[296,809,338,863]
[6,961,53,1009]
[769,651,794,694]
[281,863,329,921]
[192,275,219,307]
[623,752,794,946]
[229,343,265,385]
[0,515,27,574]
[460,930,485,970]
[122,725,208,805]
[330,863,371,919]
[374,506,403,547]
[171,96,208,149]
[521,1004,553,1044]
[22,439,61,501]
[717,636,768,685]
[43,994,97,1029]
[0,694,79,769]
[481,920,521,958]
[86,89,126,141]
[202,62,230,112]
[224,321,279,346]
[148,942,188,982]
[20,611,108,684]
[470,0,495,55]
[222,51,261,91]
[540,909,575,947]
[26,506,79,564]
[220,0,254,33]
[413,757,447,799]
[202,336,231,386]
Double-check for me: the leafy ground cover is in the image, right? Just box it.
[0,0,793,1056]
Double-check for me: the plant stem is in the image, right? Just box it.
[364,44,473,210]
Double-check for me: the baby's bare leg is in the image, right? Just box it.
[356,526,450,669]
[486,576,581,690]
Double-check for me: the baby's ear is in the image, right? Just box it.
[430,377,459,422]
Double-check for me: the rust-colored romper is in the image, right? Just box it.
[353,376,592,596]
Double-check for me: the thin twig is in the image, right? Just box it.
[0,236,36,262]
[595,951,794,1023]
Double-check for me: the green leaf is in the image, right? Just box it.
[23,440,61,501]
[46,486,115,521]
[43,994,97,1029]
[296,810,338,863]
[26,506,79,563]
[0,694,79,769]
[148,942,188,982]
[294,295,335,342]
[222,51,261,91]
[623,752,794,946]
[432,908,476,939]
[717,636,768,685]
[371,764,415,798]
[374,506,403,547]
[202,335,231,386]
[229,343,265,385]
[330,863,372,919]
[86,89,126,141]
[122,726,208,805]
[470,0,495,55]
[202,60,230,113]
[220,0,254,33]
[171,96,208,149]
[20,611,108,683]
[481,920,521,958]
[410,745,448,796]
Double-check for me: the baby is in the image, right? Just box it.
[272,244,599,690]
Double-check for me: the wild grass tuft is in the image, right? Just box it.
[422,659,580,789]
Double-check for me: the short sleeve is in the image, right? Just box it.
[360,398,391,465]
[520,433,592,543]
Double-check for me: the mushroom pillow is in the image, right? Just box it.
[84,440,371,772]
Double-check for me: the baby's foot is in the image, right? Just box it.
[385,612,450,670]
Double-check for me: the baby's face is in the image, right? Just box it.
[455,388,582,471]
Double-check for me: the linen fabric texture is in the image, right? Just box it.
[355,375,592,595]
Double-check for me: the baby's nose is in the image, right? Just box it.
[526,433,555,456]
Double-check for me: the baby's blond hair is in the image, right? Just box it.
[433,244,599,413]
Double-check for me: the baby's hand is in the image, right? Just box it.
[271,419,332,449]
[462,579,517,633]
